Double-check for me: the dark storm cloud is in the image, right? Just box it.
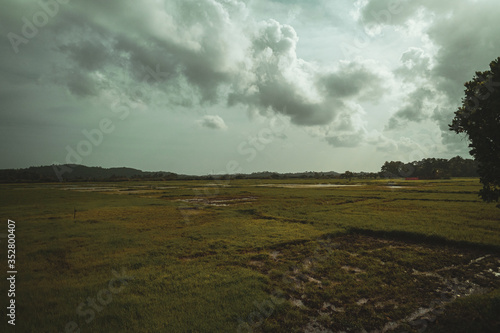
[427,1,500,101]
[59,40,111,72]
[386,87,434,130]
[70,0,238,103]
[64,70,99,97]
[319,61,387,101]
[2,0,243,101]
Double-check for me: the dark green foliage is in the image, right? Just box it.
[341,171,354,181]
[0,165,342,183]
[450,57,500,205]
[380,157,478,179]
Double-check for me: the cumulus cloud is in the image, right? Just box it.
[0,0,383,138]
[198,115,228,130]
[304,102,369,148]
[394,47,432,82]
[386,87,435,130]
[319,61,388,102]
[357,0,500,151]
[227,18,386,141]
[228,18,338,126]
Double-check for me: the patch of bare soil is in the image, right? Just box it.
[245,235,500,332]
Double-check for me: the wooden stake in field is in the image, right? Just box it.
[74,208,76,221]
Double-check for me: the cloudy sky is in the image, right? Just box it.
[1,0,499,175]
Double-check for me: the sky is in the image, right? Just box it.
[1,0,499,175]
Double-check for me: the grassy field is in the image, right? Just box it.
[1,178,499,332]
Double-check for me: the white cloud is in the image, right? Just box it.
[198,115,228,130]
[357,0,500,152]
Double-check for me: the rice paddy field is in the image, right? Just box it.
[1,178,499,332]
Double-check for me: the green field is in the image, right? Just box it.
[1,178,499,332]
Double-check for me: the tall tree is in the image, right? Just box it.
[450,57,500,206]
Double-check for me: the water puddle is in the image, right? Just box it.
[255,184,364,188]
[177,196,257,207]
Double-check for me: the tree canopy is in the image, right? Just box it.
[450,57,500,206]
[380,157,478,179]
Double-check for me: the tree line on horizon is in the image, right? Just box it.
[0,156,478,183]
[378,156,478,180]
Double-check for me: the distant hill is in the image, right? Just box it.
[0,165,174,182]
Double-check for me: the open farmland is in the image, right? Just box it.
[1,178,499,332]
